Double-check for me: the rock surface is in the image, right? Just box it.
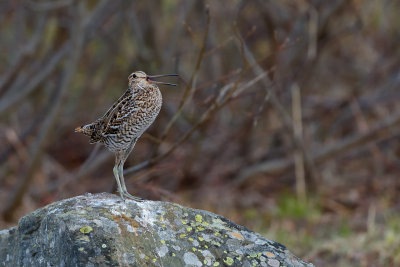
[0,193,313,267]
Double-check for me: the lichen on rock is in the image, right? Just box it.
[0,193,313,267]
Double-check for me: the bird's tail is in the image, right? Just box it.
[75,124,93,137]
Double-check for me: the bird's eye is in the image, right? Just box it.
[131,74,137,79]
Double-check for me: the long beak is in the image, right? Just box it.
[147,74,178,86]
[148,74,178,78]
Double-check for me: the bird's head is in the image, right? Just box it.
[128,71,178,88]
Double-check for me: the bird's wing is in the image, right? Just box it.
[101,93,139,136]
[101,89,130,121]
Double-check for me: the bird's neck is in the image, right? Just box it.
[129,81,150,90]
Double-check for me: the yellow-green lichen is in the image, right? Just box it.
[186,226,193,232]
[79,226,93,234]
[213,262,220,266]
[224,257,234,265]
[188,238,194,242]
[153,258,157,262]
[78,247,84,251]
[198,236,204,241]
[249,253,260,258]
[179,233,187,238]
[211,241,221,247]
[181,219,187,225]
[202,221,209,226]
[196,226,205,231]
[160,240,166,244]
[172,253,176,257]
[102,244,107,248]
[195,214,203,223]
[77,235,90,242]
[212,218,225,225]
[192,247,197,252]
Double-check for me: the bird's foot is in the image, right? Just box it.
[120,191,143,202]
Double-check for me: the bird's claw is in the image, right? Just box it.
[119,191,143,202]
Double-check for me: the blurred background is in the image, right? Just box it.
[1,0,399,265]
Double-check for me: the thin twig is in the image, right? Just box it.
[161,0,195,66]
[154,7,211,154]
[52,145,110,199]
[234,110,400,185]
[0,14,46,97]
[2,3,85,221]
[291,83,306,200]
[237,33,320,189]
[124,70,268,176]
[124,30,274,177]
[27,0,74,11]
[0,43,70,113]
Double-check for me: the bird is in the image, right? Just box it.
[75,71,178,201]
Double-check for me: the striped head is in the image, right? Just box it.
[128,71,178,88]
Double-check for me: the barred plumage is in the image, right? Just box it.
[75,71,177,201]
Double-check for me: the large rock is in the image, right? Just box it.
[0,193,313,267]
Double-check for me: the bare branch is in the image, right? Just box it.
[27,0,74,11]
[0,43,70,114]
[155,7,211,153]
[0,14,47,97]
[234,110,400,185]
[2,3,85,221]
[124,70,269,176]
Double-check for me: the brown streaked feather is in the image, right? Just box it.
[101,95,137,134]
[100,89,130,121]
[100,97,129,132]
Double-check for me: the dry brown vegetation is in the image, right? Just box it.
[1,0,399,266]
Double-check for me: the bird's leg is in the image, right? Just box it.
[117,139,142,201]
[118,160,142,202]
[118,161,129,195]
[113,153,126,200]
[113,163,125,200]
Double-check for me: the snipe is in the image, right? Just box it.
[75,71,178,201]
